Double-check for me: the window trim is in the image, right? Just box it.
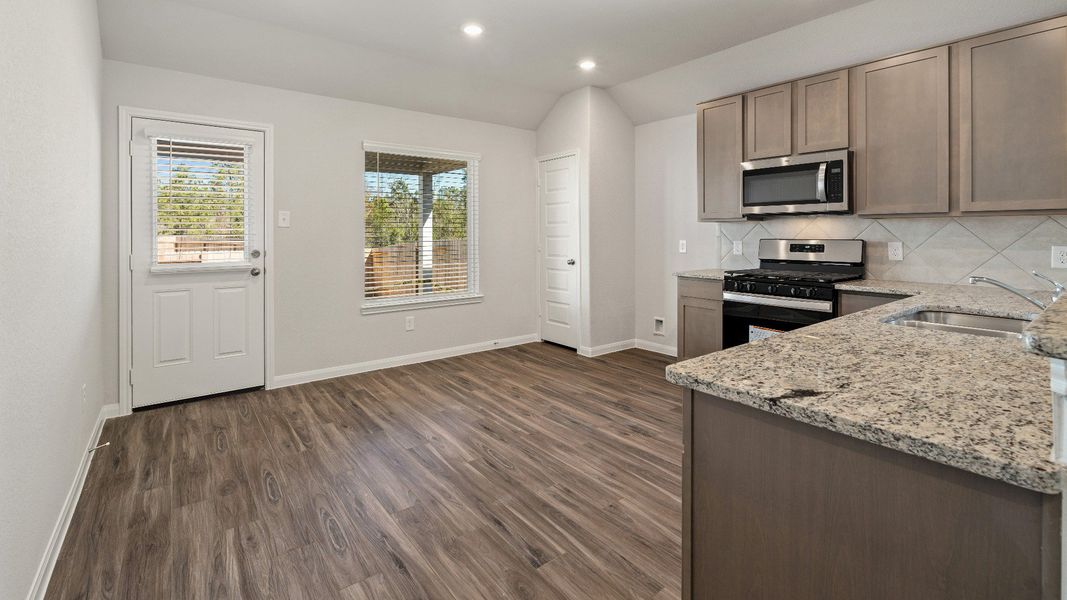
[360,141,481,314]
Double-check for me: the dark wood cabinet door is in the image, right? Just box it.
[678,298,722,360]
[837,291,908,316]
[795,69,849,154]
[852,47,949,215]
[697,96,744,221]
[744,83,792,160]
[684,390,1059,600]
[959,17,1067,212]
[677,279,723,359]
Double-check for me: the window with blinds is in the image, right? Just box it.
[152,137,250,265]
[363,146,479,308]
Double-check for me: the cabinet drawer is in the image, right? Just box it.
[678,278,723,301]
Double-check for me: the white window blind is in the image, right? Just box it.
[152,137,251,266]
[363,145,479,309]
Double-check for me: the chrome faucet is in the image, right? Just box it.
[967,271,1065,310]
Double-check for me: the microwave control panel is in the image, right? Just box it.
[826,160,845,202]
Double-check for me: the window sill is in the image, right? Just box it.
[361,293,484,315]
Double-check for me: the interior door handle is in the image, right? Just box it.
[250,267,262,277]
[567,259,576,265]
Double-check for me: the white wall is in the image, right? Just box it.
[588,88,636,348]
[633,115,720,352]
[536,87,637,352]
[102,60,539,380]
[0,0,107,597]
[536,88,593,348]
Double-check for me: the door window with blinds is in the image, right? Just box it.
[151,137,251,267]
[362,143,480,312]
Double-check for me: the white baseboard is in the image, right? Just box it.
[578,338,676,358]
[635,339,677,357]
[272,334,541,388]
[578,339,635,357]
[28,402,120,600]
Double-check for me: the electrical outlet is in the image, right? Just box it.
[678,240,687,254]
[405,316,415,331]
[81,383,87,404]
[888,241,904,261]
[653,317,665,336]
[732,240,743,256]
[277,211,291,228]
[1053,246,1067,269]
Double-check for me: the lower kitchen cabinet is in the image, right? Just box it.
[683,390,1060,600]
[838,290,909,316]
[677,278,723,359]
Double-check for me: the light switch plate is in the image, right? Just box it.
[405,316,415,331]
[678,240,687,254]
[1053,246,1067,269]
[888,241,904,261]
[277,211,291,228]
[732,240,743,255]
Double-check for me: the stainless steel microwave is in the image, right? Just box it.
[740,150,850,216]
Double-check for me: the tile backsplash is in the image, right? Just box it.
[718,215,1067,289]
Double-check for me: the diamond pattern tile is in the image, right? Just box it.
[909,222,996,282]
[955,216,1046,252]
[878,218,950,250]
[719,222,756,242]
[710,214,1067,285]
[965,255,1044,289]
[1002,219,1067,272]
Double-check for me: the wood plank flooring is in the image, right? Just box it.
[45,343,682,599]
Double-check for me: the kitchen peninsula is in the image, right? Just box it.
[668,278,1061,600]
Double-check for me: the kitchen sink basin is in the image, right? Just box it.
[885,310,1031,339]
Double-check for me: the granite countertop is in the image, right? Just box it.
[675,268,726,280]
[666,278,1062,493]
[1025,298,1067,360]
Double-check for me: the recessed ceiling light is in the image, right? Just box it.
[578,59,597,71]
[462,23,484,37]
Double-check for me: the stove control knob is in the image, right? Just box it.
[741,282,754,293]
[803,288,817,298]
[785,286,797,297]
[766,284,778,294]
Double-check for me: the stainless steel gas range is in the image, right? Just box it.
[722,239,865,348]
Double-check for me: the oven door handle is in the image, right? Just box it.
[723,291,834,313]
[815,161,827,203]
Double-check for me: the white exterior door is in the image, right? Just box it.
[538,154,581,349]
[130,118,265,408]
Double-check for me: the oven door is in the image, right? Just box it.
[741,150,848,215]
[722,293,834,349]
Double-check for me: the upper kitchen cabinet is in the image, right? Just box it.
[697,95,744,221]
[744,84,792,159]
[852,47,949,215]
[795,70,849,153]
[958,17,1067,212]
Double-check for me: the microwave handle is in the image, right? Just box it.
[815,162,827,202]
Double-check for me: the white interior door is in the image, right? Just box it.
[538,154,581,349]
[130,118,265,408]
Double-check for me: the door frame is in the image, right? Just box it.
[117,106,276,416]
[535,150,584,351]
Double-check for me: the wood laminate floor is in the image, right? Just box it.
[45,343,682,600]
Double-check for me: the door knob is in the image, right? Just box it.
[250,267,262,277]
[567,259,576,265]
[250,249,261,258]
